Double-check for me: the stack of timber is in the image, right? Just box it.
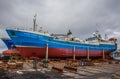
[50,61,65,72]
[16,60,24,68]
[64,60,78,71]
[0,61,8,70]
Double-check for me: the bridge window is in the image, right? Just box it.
[10,31,16,36]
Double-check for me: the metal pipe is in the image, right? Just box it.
[73,46,76,61]
[45,44,48,61]
[33,14,37,31]
[102,49,105,60]
[87,47,90,60]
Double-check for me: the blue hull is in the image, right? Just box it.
[1,38,16,49]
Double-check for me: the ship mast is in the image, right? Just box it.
[33,14,37,31]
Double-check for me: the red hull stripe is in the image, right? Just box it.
[16,46,111,58]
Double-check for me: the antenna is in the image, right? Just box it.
[105,34,108,40]
[39,27,43,32]
[96,23,101,31]
[33,14,37,31]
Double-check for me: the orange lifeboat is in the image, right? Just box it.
[2,49,19,56]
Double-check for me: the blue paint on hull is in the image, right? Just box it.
[1,38,16,49]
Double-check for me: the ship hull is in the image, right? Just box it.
[1,38,16,49]
[16,46,111,58]
[6,29,117,58]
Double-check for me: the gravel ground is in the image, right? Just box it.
[0,70,10,79]
[4,68,120,79]
[82,73,117,79]
[6,70,73,79]
[0,61,120,79]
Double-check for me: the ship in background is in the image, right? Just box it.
[112,50,120,60]
[5,16,117,59]
[1,38,16,49]
[0,38,17,60]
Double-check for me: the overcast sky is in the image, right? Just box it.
[0,0,120,51]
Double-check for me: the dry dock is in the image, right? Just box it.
[0,60,120,79]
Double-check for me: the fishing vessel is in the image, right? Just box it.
[1,38,16,49]
[6,28,117,58]
[5,16,117,58]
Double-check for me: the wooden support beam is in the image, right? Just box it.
[52,66,64,72]
[102,49,105,60]
[73,46,76,61]
[87,47,90,60]
[45,44,48,61]
[64,66,77,71]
